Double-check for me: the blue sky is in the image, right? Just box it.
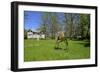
[24,11,81,31]
[24,11,42,31]
[24,11,65,31]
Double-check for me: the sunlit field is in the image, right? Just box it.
[24,39,90,62]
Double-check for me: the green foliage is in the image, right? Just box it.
[80,14,90,39]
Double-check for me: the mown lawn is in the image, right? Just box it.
[24,39,90,62]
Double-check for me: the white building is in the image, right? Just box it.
[27,31,45,39]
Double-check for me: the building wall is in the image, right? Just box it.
[27,32,45,39]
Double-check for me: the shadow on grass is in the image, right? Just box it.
[54,47,68,51]
[76,42,90,47]
[54,47,62,50]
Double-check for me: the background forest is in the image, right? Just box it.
[24,11,90,40]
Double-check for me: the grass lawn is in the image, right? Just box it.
[24,39,90,62]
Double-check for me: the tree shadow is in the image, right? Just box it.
[84,42,90,47]
[54,47,68,51]
[76,42,90,47]
[54,47,62,50]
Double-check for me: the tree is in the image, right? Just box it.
[79,14,90,40]
[63,13,74,39]
[85,14,90,40]
[49,13,60,39]
[24,29,27,39]
[39,12,61,39]
[39,12,49,39]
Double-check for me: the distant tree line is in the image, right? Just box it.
[37,12,90,40]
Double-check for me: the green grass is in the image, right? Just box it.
[24,39,90,62]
